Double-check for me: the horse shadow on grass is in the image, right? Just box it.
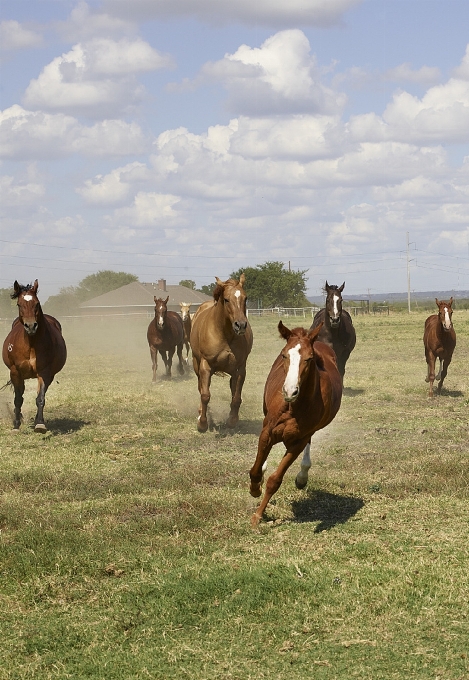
[291,489,364,533]
[441,389,464,398]
[343,387,365,397]
[45,418,90,435]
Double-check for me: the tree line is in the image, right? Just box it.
[0,262,310,318]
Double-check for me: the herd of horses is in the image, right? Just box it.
[1,278,457,526]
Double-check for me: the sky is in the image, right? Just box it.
[1,0,469,301]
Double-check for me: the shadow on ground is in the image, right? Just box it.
[46,418,90,435]
[343,387,365,397]
[291,489,364,532]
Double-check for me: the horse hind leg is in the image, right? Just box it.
[12,379,25,431]
[295,442,311,489]
[437,359,450,395]
[435,358,443,381]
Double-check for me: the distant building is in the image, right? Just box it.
[79,279,212,316]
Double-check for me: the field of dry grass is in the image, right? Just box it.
[0,310,468,678]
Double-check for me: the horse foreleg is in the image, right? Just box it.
[150,346,158,382]
[197,359,212,432]
[295,442,312,489]
[34,375,49,433]
[11,374,25,431]
[249,427,273,499]
[425,354,436,397]
[165,348,175,378]
[251,440,309,528]
[227,368,245,428]
[176,342,185,375]
[437,358,450,395]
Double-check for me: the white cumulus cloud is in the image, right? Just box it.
[195,30,346,115]
[0,105,148,160]
[23,38,173,117]
[0,20,43,51]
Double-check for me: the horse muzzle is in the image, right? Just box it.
[233,321,247,335]
[283,386,299,402]
[330,316,340,327]
[23,321,38,335]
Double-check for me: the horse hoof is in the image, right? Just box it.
[249,485,262,498]
[34,423,47,433]
[11,428,20,434]
[295,477,307,490]
[197,418,208,433]
[226,417,239,429]
[250,513,261,529]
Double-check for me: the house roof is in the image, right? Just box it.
[80,281,212,309]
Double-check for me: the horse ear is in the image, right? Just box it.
[339,282,345,293]
[239,272,245,287]
[164,296,169,304]
[32,280,39,295]
[325,280,329,290]
[308,323,322,344]
[435,298,439,306]
[154,296,158,303]
[13,281,20,294]
[449,297,453,305]
[278,320,291,340]
[215,277,222,285]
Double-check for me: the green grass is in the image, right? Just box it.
[1,312,469,679]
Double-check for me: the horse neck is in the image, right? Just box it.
[214,298,235,338]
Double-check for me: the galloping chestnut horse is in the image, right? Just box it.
[179,302,192,363]
[190,274,253,432]
[2,280,67,432]
[250,321,342,527]
[147,296,185,381]
[311,281,356,381]
[423,298,456,397]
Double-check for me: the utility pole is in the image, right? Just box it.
[407,232,411,313]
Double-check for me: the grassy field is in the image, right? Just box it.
[1,310,468,679]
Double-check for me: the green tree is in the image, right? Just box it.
[230,261,310,309]
[179,279,196,290]
[75,271,138,302]
[198,283,216,297]
[43,271,138,316]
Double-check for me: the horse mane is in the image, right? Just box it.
[322,284,341,295]
[213,278,239,302]
[281,326,309,340]
[11,283,35,300]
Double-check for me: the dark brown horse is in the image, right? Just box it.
[311,281,356,381]
[190,274,253,432]
[249,321,342,527]
[423,298,456,397]
[147,296,185,381]
[179,302,192,363]
[2,280,67,432]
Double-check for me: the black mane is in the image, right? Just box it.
[11,283,34,300]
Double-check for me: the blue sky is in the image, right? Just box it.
[1,0,469,300]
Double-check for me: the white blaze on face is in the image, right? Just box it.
[23,295,33,301]
[333,294,340,317]
[234,289,241,307]
[444,307,451,329]
[283,343,301,399]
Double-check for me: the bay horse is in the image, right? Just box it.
[249,321,342,527]
[190,274,253,432]
[311,281,356,381]
[423,298,456,397]
[2,280,67,432]
[147,296,185,381]
[179,302,192,363]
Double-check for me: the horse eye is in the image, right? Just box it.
[224,298,229,304]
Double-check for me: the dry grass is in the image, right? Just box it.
[0,310,468,678]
